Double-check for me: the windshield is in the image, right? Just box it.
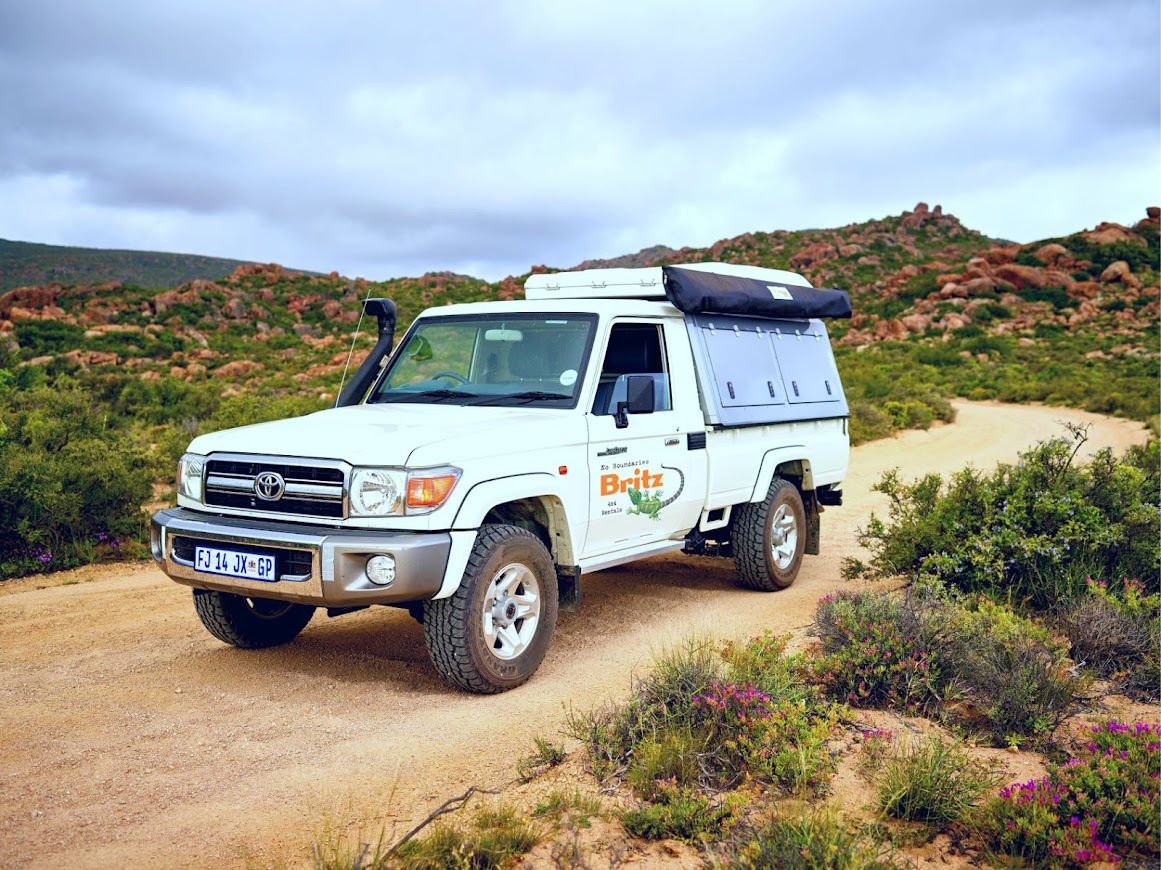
[369,313,597,407]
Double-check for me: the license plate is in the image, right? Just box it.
[195,546,277,582]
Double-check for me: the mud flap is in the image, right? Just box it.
[557,566,581,612]
[803,490,821,556]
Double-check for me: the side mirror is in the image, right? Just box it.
[614,375,656,429]
[626,375,655,414]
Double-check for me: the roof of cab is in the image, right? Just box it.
[422,297,682,318]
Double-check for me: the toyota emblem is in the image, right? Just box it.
[254,471,286,501]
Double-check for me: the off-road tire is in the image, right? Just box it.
[733,477,806,590]
[423,524,558,694]
[192,589,315,649]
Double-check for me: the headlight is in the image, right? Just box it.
[348,466,461,516]
[177,453,206,501]
[350,468,405,516]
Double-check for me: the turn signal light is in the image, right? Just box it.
[406,473,459,508]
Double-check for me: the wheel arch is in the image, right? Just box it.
[440,475,579,601]
[748,447,814,502]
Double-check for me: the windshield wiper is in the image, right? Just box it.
[470,391,572,406]
[374,388,480,404]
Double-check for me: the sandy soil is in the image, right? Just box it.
[0,400,1150,870]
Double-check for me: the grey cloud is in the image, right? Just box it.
[0,0,1156,280]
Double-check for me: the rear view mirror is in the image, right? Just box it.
[484,329,523,342]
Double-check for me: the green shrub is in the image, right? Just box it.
[722,632,814,705]
[620,782,738,843]
[569,636,837,800]
[515,735,566,783]
[978,721,1161,866]
[877,737,999,828]
[0,386,152,577]
[882,400,934,430]
[812,590,1085,738]
[1014,285,1071,310]
[845,431,1160,609]
[848,400,894,445]
[530,789,603,824]
[724,812,904,869]
[1055,578,1160,699]
[13,320,85,357]
[811,589,951,713]
[392,804,540,870]
[944,598,1083,738]
[971,302,1012,323]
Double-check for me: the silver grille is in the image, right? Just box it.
[202,455,348,519]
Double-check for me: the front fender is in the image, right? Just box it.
[434,473,581,599]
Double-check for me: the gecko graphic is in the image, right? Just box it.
[626,465,685,520]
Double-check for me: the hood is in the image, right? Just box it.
[187,403,577,467]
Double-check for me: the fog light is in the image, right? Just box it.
[366,554,396,586]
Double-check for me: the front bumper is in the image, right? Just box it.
[150,507,450,607]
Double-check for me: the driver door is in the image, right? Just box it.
[582,319,706,558]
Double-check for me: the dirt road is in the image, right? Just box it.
[0,401,1149,869]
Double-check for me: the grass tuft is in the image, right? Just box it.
[876,737,1000,828]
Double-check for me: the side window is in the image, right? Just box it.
[591,323,672,415]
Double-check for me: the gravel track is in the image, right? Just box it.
[0,400,1148,869]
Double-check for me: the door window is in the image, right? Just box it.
[591,323,672,415]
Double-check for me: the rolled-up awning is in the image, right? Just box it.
[663,265,852,320]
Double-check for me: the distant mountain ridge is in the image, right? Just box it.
[0,238,299,292]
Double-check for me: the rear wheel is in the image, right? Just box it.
[192,589,315,648]
[733,477,806,590]
[423,524,558,693]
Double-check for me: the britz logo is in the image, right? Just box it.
[253,471,286,501]
[599,467,664,496]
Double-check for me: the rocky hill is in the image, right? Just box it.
[1,204,1156,429]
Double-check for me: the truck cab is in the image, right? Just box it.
[151,262,850,692]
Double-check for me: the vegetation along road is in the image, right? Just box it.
[0,400,1149,869]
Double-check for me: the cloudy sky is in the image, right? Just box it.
[1,0,1157,281]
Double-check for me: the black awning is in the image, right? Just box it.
[663,266,852,320]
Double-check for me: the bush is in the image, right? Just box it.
[722,631,814,705]
[724,812,905,869]
[0,386,152,577]
[811,589,1085,739]
[1014,285,1071,310]
[515,736,566,783]
[810,589,949,713]
[13,320,85,357]
[569,635,838,816]
[877,737,999,828]
[979,721,1161,866]
[392,804,540,870]
[620,782,739,843]
[1055,578,1160,698]
[845,430,1160,609]
[944,598,1083,738]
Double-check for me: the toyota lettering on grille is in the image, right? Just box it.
[253,471,286,501]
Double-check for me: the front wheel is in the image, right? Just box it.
[192,589,315,648]
[423,524,558,693]
[733,477,806,590]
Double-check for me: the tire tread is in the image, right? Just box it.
[733,477,802,591]
[192,589,314,649]
[423,524,553,694]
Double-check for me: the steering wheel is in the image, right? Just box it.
[431,371,468,385]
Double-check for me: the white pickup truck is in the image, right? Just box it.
[151,263,851,692]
